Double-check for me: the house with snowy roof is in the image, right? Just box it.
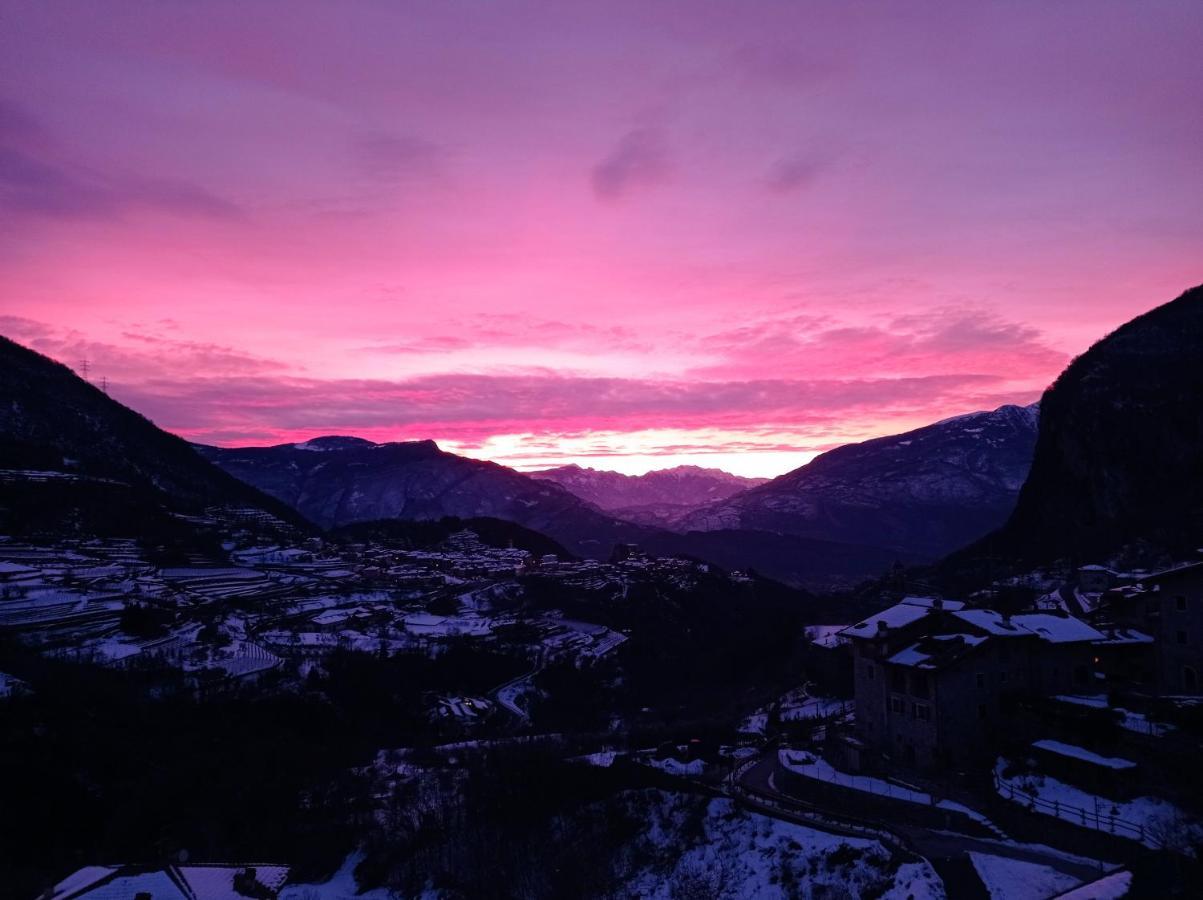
[841,597,1107,770]
[1095,561,1203,695]
[45,862,289,899]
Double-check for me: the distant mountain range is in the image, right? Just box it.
[675,403,1041,560]
[37,281,1203,590]
[195,437,910,587]
[531,464,766,527]
[964,283,1203,566]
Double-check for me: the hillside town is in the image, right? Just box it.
[12,508,1203,897]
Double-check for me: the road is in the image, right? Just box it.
[489,652,543,721]
[734,750,1110,889]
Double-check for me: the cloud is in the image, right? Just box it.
[732,43,834,88]
[109,368,1014,448]
[765,150,833,194]
[0,317,286,383]
[590,128,670,200]
[355,131,446,181]
[693,306,1067,381]
[0,99,243,223]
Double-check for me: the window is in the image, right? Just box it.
[916,704,931,722]
[1176,595,1188,612]
[866,662,875,680]
[978,703,988,720]
[891,668,906,691]
[975,672,986,689]
[890,697,905,714]
[1185,666,1198,692]
[1178,630,1188,645]
[913,674,930,699]
[999,644,1011,663]
[1000,670,1009,684]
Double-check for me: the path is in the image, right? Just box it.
[735,751,1109,887]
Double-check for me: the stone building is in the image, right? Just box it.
[843,597,1105,771]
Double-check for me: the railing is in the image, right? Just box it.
[730,769,908,852]
[993,771,1160,848]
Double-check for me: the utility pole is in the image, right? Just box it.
[79,359,90,381]
[100,375,108,393]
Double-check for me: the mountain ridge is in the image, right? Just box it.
[962,283,1203,565]
[676,401,1041,559]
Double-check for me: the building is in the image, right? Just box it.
[1137,563,1203,694]
[46,863,289,899]
[842,597,1106,770]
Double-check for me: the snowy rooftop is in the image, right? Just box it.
[900,595,966,611]
[887,633,988,669]
[51,863,289,900]
[1032,739,1136,771]
[1011,613,1105,644]
[843,603,930,637]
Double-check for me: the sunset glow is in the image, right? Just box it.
[3,1,1201,475]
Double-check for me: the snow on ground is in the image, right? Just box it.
[781,750,1001,833]
[968,852,1080,900]
[995,758,1202,849]
[781,750,931,804]
[805,623,848,647]
[1032,739,1135,770]
[646,756,705,776]
[279,852,402,899]
[1053,694,1175,736]
[622,791,945,899]
[739,712,768,735]
[1056,870,1133,899]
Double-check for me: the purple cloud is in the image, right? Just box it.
[591,128,671,200]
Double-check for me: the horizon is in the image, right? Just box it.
[3,2,1201,477]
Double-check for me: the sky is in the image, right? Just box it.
[1,1,1200,477]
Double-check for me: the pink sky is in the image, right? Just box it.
[2,1,1200,476]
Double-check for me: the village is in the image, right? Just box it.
[8,516,1203,897]
[0,523,656,727]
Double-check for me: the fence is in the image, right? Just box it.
[993,771,1160,848]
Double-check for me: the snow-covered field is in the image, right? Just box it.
[278,792,945,900]
[968,852,1081,900]
[280,853,407,900]
[622,792,945,899]
[995,758,1202,850]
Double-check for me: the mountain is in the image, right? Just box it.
[967,284,1203,565]
[0,336,302,536]
[199,437,907,588]
[677,403,1041,559]
[197,437,671,557]
[531,464,766,526]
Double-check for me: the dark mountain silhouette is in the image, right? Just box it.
[962,283,1203,565]
[677,403,1040,559]
[0,336,303,535]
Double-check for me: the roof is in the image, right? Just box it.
[1011,613,1105,644]
[951,608,1028,636]
[1091,627,1154,646]
[900,596,966,611]
[50,863,290,899]
[1032,739,1136,771]
[843,603,930,638]
[1138,561,1203,585]
[887,633,988,669]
